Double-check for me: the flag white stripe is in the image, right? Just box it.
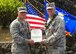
[30,24,45,27]
[26,14,45,20]
[26,19,46,24]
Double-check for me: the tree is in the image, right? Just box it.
[0,0,24,29]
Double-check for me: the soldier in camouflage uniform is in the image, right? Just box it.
[10,7,34,54]
[41,2,66,54]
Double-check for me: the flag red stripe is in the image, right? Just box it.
[28,22,45,25]
[30,26,44,30]
[26,16,46,22]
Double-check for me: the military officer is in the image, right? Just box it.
[41,2,66,54]
[10,7,34,54]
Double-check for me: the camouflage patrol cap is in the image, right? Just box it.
[18,7,27,12]
[46,2,55,10]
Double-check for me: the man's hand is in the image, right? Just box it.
[40,39,47,45]
[27,39,34,45]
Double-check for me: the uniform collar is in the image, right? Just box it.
[17,17,25,23]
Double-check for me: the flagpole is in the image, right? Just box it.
[45,0,50,3]
[24,0,26,4]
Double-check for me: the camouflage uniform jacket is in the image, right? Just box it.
[10,18,31,54]
[45,15,66,54]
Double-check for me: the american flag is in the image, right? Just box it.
[26,1,46,30]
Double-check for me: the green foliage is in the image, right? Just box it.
[0,0,24,29]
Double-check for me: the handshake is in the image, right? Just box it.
[27,39,48,45]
